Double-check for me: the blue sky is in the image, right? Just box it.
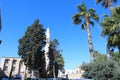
[0,0,120,70]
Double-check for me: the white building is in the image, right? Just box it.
[0,57,41,79]
[0,56,84,79]
[64,65,84,79]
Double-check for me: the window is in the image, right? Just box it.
[4,59,9,66]
[3,66,8,71]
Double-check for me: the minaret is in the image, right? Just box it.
[44,27,50,71]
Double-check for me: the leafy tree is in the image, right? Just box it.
[18,19,46,78]
[112,52,120,64]
[96,0,117,10]
[72,2,99,61]
[47,39,64,78]
[82,51,120,80]
[93,51,108,62]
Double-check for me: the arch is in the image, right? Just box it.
[3,59,10,71]
[3,59,10,67]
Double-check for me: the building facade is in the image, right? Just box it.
[0,57,84,79]
[64,65,84,79]
[0,57,40,79]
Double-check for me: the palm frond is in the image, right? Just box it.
[102,1,108,8]
[72,14,82,25]
[88,8,95,14]
[96,0,102,4]
[112,34,117,44]
[92,14,99,22]
[77,2,86,12]
[116,6,120,14]
[101,27,109,37]
[79,11,86,17]
[81,24,86,30]
[113,0,117,3]
[107,33,119,47]
[103,14,109,17]
[90,21,94,27]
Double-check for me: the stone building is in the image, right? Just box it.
[0,57,40,79]
[0,56,84,79]
[64,65,84,79]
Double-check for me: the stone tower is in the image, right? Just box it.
[44,27,50,71]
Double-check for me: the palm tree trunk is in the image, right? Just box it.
[24,66,27,80]
[106,44,111,59]
[108,0,114,10]
[118,46,120,54]
[108,0,114,14]
[53,64,56,79]
[86,23,94,62]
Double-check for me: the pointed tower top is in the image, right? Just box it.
[46,27,50,39]
[46,27,50,32]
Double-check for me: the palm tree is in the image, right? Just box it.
[101,6,120,54]
[72,2,99,62]
[96,0,117,10]
[96,0,117,58]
